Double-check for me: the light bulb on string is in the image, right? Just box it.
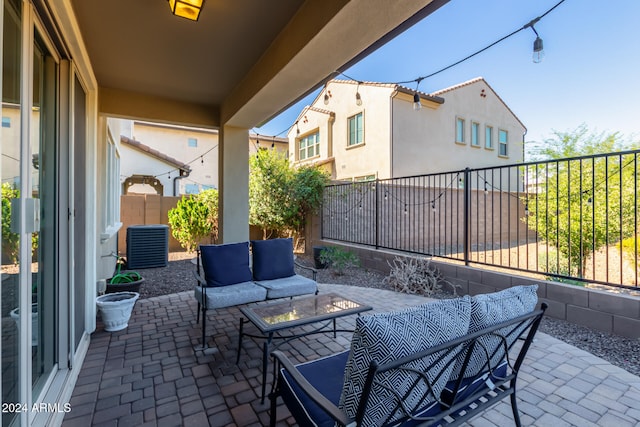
[413,78,423,111]
[525,18,545,63]
[431,201,436,212]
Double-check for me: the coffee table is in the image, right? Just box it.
[238,292,372,402]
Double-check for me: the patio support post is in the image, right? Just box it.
[219,125,250,243]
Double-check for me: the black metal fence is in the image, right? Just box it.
[321,150,640,290]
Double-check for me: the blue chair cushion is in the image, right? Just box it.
[339,296,472,426]
[441,359,508,406]
[194,282,267,309]
[200,242,253,287]
[254,274,317,299]
[250,238,295,281]
[279,350,350,427]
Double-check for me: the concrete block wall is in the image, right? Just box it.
[316,240,640,339]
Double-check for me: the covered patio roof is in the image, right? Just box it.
[64,0,449,129]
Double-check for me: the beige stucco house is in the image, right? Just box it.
[289,78,526,181]
[117,120,288,196]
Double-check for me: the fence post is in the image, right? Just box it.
[320,187,325,241]
[375,179,379,249]
[464,167,471,266]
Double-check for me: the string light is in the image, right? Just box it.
[355,83,363,106]
[525,17,545,63]
[253,1,564,144]
[431,201,436,212]
[323,89,332,105]
[413,78,423,111]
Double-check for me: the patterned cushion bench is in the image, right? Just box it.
[269,285,546,427]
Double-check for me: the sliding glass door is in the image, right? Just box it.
[2,1,60,424]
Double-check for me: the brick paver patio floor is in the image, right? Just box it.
[62,283,640,427]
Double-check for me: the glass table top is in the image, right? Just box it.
[240,293,372,333]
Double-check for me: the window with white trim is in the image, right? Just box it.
[471,121,480,147]
[299,131,319,160]
[485,125,494,149]
[105,134,121,232]
[456,117,465,144]
[348,112,364,146]
[499,129,508,156]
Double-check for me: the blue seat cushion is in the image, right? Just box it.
[255,274,317,299]
[251,238,295,281]
[200,242,253,287]
[194,282,267,309]
[441,359,508,406]
[280,350,350,427]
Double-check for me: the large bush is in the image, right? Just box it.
[249,149,328,239]
[168,188,219,252]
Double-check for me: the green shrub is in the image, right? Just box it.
[168,189,219,252]
[318,247,360,276]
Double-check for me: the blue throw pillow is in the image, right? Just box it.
[251,238,295,281]
[200,242,253,287]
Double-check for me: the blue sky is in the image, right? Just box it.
[256,0,640,156]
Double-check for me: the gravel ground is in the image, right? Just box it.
[135,251,640,377]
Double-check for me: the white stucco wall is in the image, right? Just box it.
[130,121,219,194]
[392,79,526,178]
[289,79,525,184]
[290,81,393,180]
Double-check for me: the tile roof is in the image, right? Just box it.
[120,135,192,172]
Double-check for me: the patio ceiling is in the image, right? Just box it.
[66,0,449,129]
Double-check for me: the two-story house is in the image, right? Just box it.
[288,78,526,181]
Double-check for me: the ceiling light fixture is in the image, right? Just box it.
[168,0,204,21]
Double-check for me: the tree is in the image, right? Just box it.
[167,189,219,252]
[524,126,639,278]
[2,183,20,264]
[249,149,328,239]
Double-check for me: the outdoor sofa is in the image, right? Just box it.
[193,238,317,348]
[269,285,546,427]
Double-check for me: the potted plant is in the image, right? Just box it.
[96,291,139,332]
[106,255,144,293]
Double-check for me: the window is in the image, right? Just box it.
[353,174,376,182]
[188,137,198,147]
[299,132,319,160]
[471,122,480,147]
[185,183,199,194]
[105,135,121,233]
[485,125,494,149]
[348,112,364,146]
[455,117,465,144]
[1,117,10,128]
[499,129,508,156]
